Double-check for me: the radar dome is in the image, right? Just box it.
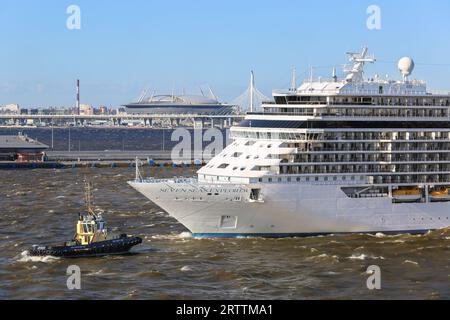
[398,57,415,78]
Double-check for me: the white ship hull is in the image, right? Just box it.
[128,180,450,237]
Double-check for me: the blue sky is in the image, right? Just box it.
[1,0,450,107]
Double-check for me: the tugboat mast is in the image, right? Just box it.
[84,179,96,218]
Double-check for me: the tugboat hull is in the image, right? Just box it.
[30,235,142,258]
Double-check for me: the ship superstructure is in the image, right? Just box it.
[129,48,450,237]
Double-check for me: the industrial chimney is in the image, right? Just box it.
[76,79,80,115]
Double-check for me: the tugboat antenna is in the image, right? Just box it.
[84,179,96,217]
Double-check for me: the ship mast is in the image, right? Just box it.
[84,179,96,218]
[344,47,376,82]
[290,67,297,91]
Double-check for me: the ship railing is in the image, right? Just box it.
[338,89,433,96]
[428,90,450,96]
[140,177,198,184]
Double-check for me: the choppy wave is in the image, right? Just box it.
[348,254,385,261]
[16,251,60,264]
[1,165,449,299]
[403,260,420,266]
[85,269,118,277]
[180,266,193,272]
[151,232,193,240]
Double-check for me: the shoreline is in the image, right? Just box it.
[0,125,208,130]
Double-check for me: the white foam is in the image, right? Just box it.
[16,251,60,263]
[178,232,193,239]
[403,260,419,266]
[150,232,193,241]
[86,269,117,277]
[349,254,367,260]
[349,253,385,260]
[180,266,192,272]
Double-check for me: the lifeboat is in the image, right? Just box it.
[29,181,142,258]
[392,187,422,202]
[429,187,450,202]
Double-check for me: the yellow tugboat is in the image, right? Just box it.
[429,187,450,202]
[30,181,142,258]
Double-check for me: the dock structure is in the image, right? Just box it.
[0,149,211,169]
[46,150,210,164]
[0,113,244,129]
[0,133,49,161]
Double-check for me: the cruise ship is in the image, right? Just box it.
[129,48,450,237]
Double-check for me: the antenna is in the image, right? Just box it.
[344,47,376,82]
[332,67,337,82]
[171,81,175,101]
[398,57,415,82]
[83,178,96,218]
[290,67,297,91]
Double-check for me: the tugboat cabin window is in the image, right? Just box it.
[82,223,94,233]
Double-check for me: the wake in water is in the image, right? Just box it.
[15,250,60,264]
[150,232,193,240]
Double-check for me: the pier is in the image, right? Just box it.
[0,150,211,169]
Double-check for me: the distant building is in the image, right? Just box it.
[0,104,20,114]
[117,107,127,115]
[79,104,94,116]
[124,93,236,115]
[98,106,108,115]
[0,133,49,162]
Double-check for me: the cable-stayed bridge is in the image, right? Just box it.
[231,72,272,112]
